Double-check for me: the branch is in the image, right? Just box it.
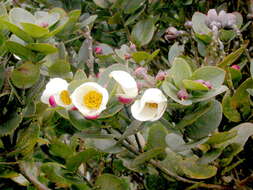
[82,26,95,77]
[19,162,51,190]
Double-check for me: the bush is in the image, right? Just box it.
[0,0,253,189]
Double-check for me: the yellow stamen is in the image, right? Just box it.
[146,103,158,109]
[60,90,72,105]
[83,90,102,109]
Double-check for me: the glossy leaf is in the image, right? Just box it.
[131,19,155,47]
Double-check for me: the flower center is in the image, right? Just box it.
[146,103,158,109]
[83,90,103,109]
[60,90,72,105]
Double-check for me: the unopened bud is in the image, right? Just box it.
[184,21,193,28]
[134,67,147,78]
[94,47,103,54]
[155,71,167,81]
[124,53,132,60]
[39,22,49,28]
[177,89,189,100]
[231,65,240,70]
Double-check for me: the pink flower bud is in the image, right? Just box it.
[231,65,240,70]
[155,71,167,81]
[49,95,57,107]
[184,21,193,28]
[130,42,136,50]
[195,80,213,89]
[118,96,133,104]
[177,89,189,100]
[94,47,103,54]
[124,53,132,60]
[39,22,49,28]
[95,72,100,78]
[85,115,99,120]
[204,81,213,89]
[134,67,147,78]
[195,79,206,84]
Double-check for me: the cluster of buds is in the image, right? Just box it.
[205,9,237,31]
[164,27,185,41]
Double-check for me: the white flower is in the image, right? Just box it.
[71,82,109,119]
[41,78,73,109]
[131,88,167,121]
[109,70,138,104]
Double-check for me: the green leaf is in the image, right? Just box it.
[6,41,35,61]
[180,158,217,179]
[66,148,99,171]
[168,42,184,65]
[41,162,71,187]
[222,90,241,122]
[118,120,143,143]
[11,123,39,157]
[0,63,4,90]
[93,0,111,8]
[9,7,35,27]
[197,148,223,165]
[68,110,94,130]
[26,43,58,54]
[190,66,225,88]
[191,85,228,103]
[185,100,222,140]
[131,148,164,168]
[80,15,97,28]
[95,174,129,190]
[120,0,145,14]
[50,140,74,160]
[183,79,209,91]
[171,57,192,89]
[231,78,253,117]
[146,122,168,150]
[191,12,211,34]
[131,51,151,63]
[11,62,40,89]
[0,112,22,137]
[48,59,71,77]
[20,22,49,38]
[218,43,247,68]
[0,19,33,43]
[73,69,87,80]
[131,18,155,47]
[175,101,212,129]
[250,59,253,78]
[205,131,237,146]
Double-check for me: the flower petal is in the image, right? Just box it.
[110,70,138,98]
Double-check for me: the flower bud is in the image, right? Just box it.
[124,53,132,60]
[184,21,193,28]
[39,22,49,28]
[134,67,147,78]
[94,47,103,54]
[177,89,189,100]
[155,71,167,81]
[204,81,213,89]
[231,65,240,70]
[130,42,136,50]
[165,26,179,40]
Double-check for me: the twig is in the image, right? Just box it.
[82,26,95,77]
[19,162,51,190]
[238,174,253,187]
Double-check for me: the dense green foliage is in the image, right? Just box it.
[1,0,253,189]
